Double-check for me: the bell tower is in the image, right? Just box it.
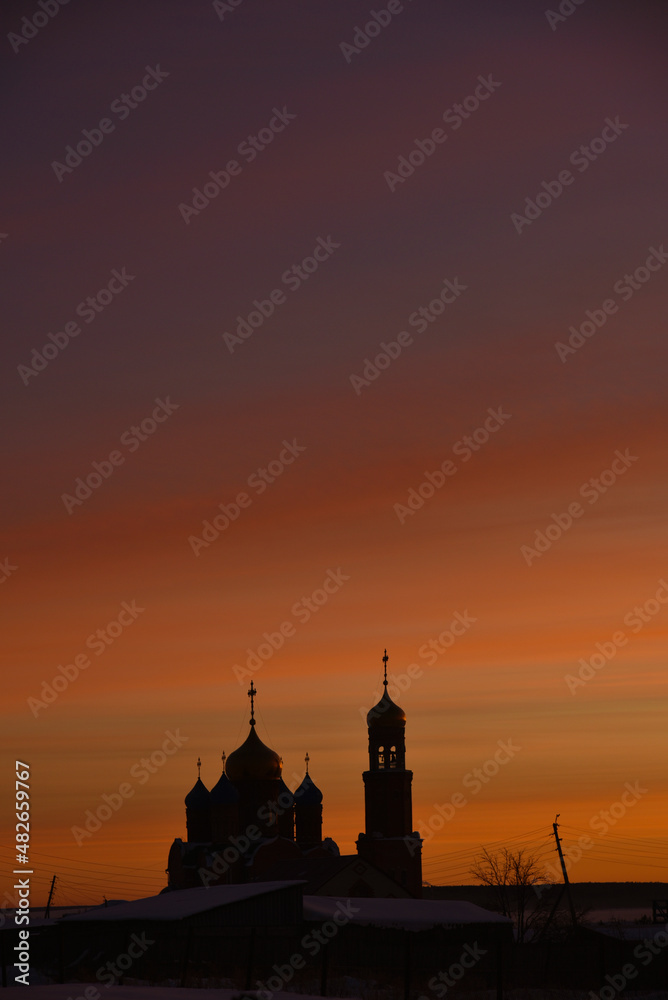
[356,651,422,896]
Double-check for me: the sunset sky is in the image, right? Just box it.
[2,0,668,908]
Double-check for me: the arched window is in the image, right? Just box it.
[389,745,397,768]
[378,745,385,767]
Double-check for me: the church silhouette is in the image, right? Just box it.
[167,652,423,897]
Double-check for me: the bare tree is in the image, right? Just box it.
[470,846,549,942]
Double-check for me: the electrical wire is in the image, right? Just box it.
[0,843,165,904]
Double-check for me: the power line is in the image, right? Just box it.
[423,829,552,868]
[583,853,668,872]
[423,825,584,884]
[423,830,555,874]
[555,830,668,864]
[560,827,668,855]
[0,845,165,876]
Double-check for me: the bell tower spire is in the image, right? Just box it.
[365,649,406,770]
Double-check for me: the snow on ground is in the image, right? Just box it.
[3,985,668,1000]
[586,907,654,922]
[0,989,349,1000]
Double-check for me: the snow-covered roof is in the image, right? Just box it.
[49,883,511,929]
[303,895,512,929]
[583,920,668,941]
[62,881,306,922]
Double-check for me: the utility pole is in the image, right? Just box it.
[552,815,577,929]
[44,876,57,919]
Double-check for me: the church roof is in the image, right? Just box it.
[184,776,209,809]
[367,650,406,729]
[210,771,239,804]
[366,687,406,729]
[256,854,416,898]
[226,725,281,781]
[294,772,323,805]
[255,855,373,894]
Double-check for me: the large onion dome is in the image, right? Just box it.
[226,682,281,781]
[226,725,281,780]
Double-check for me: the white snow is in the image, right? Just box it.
[61,882,306,922]
[53,883,508,929]
[0,989,350,1000]
[303,895,511,929]
[4,987,668,1000]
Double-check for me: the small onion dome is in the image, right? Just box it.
[294,772,323,806]
[184,777,210,808]
[366,687,406,729]
[226,725,281,781]
[210,771,240,804]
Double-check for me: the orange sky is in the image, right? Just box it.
[2,1,668,908]
[3,398,667,904]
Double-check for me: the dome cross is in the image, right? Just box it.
[248,680,257,726]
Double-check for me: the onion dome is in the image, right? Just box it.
[226,682,282,781]
[294,772,323,805]
[367,649,406,728]
[367,689,406,728]
[227,726,281,780]
[185,777,210,809]
[210,765,240,804]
